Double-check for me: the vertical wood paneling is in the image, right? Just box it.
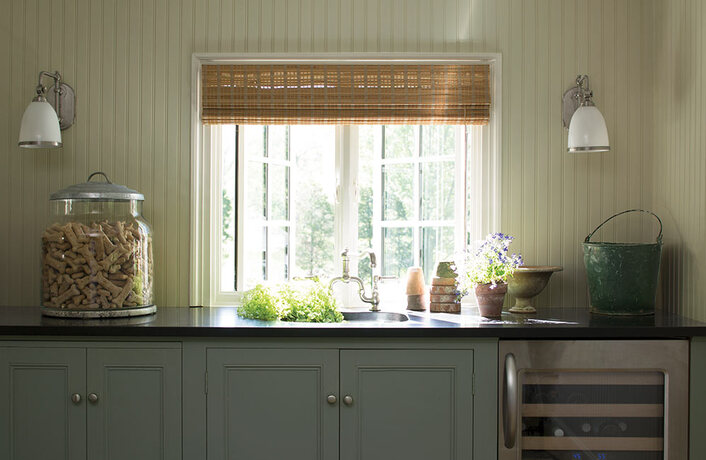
[651,0,706,320]
[0,0,11,306]
[153,0,167,307]
[0,0,658,308]
[535,0,549,280]
[547,0,563,305]
[560,0,578,307]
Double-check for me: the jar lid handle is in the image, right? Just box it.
[87,171,112,184]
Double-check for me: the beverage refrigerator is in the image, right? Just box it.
[498,340,688,460]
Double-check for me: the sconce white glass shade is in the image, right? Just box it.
[567,105,610,153]
[18,100,62,149]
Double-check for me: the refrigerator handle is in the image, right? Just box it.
[503,352,518,448]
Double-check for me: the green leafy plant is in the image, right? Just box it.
[237,280,343,323]
[280,281,343,323]
[237,284,281,321]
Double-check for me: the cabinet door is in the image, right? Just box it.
[86,348,182,460]
[207,348,338,460]
[340,349,474,460]
[0,347,87,460]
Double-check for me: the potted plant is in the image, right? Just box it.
[456,233,523,317]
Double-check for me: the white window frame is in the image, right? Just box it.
[190,53,502,307]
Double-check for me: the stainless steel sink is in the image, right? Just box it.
[342,311,409,323]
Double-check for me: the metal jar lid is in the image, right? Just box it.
[50,172,145,201]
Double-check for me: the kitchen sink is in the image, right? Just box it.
[342,311,409,323]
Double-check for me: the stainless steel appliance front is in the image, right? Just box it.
[498,340,688,460]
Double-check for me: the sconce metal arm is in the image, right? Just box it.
[574,74,594,107]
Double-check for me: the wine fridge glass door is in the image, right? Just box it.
[520,370,665,460]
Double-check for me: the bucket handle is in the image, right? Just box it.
[584,209,663,244]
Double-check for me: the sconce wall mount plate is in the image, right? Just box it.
[562,85,581,129]
[46,82,75,131]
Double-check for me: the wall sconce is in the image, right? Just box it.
[18,70,75,149]
[562,75,610,153]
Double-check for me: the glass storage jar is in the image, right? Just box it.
[41,172,154,318]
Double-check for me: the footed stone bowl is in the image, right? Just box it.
[507,266,563,313]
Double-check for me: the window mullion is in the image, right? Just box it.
[333,125,359,306]
[413,126,421,267]
[373,127,383,276]
[339,126,359,267]
[287,126,294,281]
[348,125,360,271]
[455,125,467,252]
[236,126,246,291]
[265,128,271,281]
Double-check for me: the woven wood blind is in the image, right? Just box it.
[201,63,491,125]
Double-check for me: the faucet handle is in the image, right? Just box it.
[340,249,350,278]
[373,274,397,285]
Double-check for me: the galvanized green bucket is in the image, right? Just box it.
[583,209,663,316]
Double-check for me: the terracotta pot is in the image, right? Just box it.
[475,283,508,318]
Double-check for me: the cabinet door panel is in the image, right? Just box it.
[207,348,338,460]
[87,348,182,460]
[0,347,86,460]
[340,349,474,460]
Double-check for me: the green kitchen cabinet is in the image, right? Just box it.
[692,337,706,459]
[0,347,87,460]
[203,343,494,460]
[339,349,474,460]
[206,348,339,460]
[0,343,181,460]
[86,348,182,460]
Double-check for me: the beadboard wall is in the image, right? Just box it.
[650,0,706,321]
[0,0,656,308]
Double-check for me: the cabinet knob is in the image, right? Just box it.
[326,394,337,405]
[88,393,99,403]
[71,393,81,404]
[343,395,354,406]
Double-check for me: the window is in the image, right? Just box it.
[191,55,501,307]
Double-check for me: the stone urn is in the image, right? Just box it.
[474,282,508,318]
[507,265,563,313]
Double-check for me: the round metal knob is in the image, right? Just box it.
[343,395,353,406]
[88,393,99,403]
[71,393,81,404]
[326,394,337,405]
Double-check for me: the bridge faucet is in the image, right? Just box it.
[329,249,393,312]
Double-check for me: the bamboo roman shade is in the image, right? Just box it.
[201,63,491,125]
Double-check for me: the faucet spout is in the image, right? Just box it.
[329,248,381,311]
[330,276,375,307]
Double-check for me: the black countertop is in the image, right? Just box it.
[0,306,705,339]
